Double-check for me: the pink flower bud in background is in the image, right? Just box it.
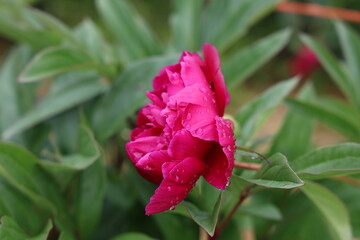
[126,43,235,215]
[290,46,319,79]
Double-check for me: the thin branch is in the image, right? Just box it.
[276,2,360,23]
[234,161,262,171]
[236,146,270,164]
[209,186,252,240]
[332,175,360,188]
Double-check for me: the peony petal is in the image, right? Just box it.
[202,43,230,116]
[168,129,213,160]
[203,144,234,189]
[136,150,170,172]
[126,136,166,164]
[215,116,235,147]
[152,63,180,94]
[169,84,217,110]
[180,51,209,88]
[161,160,180,179]
[145,157,206,215]
[182,104,218,141]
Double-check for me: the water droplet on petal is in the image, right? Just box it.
[186,113,192,120]
[199,87,206,93]
[226,181,231,187]
[203,96,208,102]
[227,145,232,151]
[175,175,180,182]
[170,206,176,211]
[196,128,204,136]
[167,186,172,191]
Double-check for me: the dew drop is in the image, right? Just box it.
[170,206,176,211]
[199,87,206,93]
[167,186,172,191]
[226,181,231,187]
[175,175,180,182]
[186,113,192,120]
[196,128,204,136]
[227,145,232,151]
[203,96,208,102]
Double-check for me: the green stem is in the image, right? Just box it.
[209,186,252,240]
[236,146,270,164]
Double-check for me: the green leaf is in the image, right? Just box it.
[0,143,75,235]
[335,21,360,110]
[291,143,360,180]
[169,0,202,52]
[269,84,315,160]
[19,47,97,82]
[40,123,101,189]
[271,190,340,240]
[74,156,105,240]
[301,34,359,109]
[91,55,178,140]
[0,216,28,239]
[0,3,75,49]
[0,143,55,213]
[73,19,111,63]
[285,98,360,141]
[0,46,33,141]
[183,193,222,236]
[240,202,282,220]
[3,72,107,139]
[111,233,156,240]
[223,28,291,87]
[301,182,352,240]
[240,153,304,189]
[235,77,298,144]
[0,179,50,235]
[96,0,160,62]
[202,0,284,51]
[322,178,360,237]
[27,221,52,240]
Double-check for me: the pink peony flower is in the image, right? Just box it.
[290,46,319,79]
[126,43,235,215]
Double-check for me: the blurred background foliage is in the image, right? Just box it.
[0,0,360,239]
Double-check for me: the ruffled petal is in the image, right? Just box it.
[136,150,170,172]
[203,144,233,189]
[169,84,217,110]
[180,52,206,87]
[203,116,235,189]
[215,116,235,147]
[125,136,166,164]
[145,157,206,215]
[182,104,218,141]
[168,129,213,160]
[202,43,230,116]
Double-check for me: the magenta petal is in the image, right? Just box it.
[169,84,216,109]
[125,136,166,164]
[182,104,218,141]
[161,161,180,179]
[168,129,213,160]
[203,144,234,189]
[215,116,235,147]
[180,52,206,87]
[145,157,206,215]
[202,43,230,116]
[202,116,235,189]
[136,150,170,172]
